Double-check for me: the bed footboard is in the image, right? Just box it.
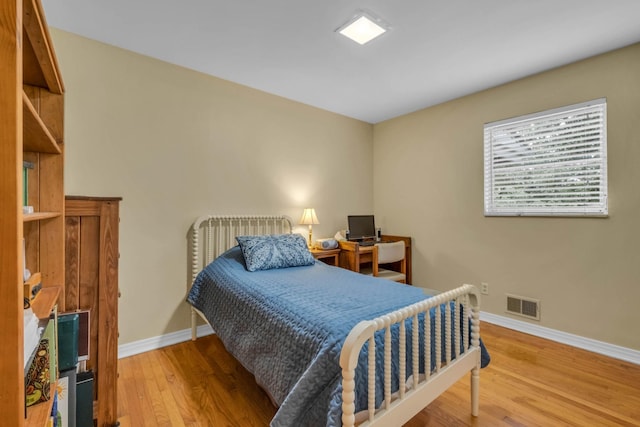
[340,284,481,427]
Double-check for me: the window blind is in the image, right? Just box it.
[484,98,607,216]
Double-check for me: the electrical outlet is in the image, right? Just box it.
[480,282,489,295]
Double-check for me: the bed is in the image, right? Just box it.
[186,215,489,427]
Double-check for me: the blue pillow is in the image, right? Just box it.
[236,233,315,272]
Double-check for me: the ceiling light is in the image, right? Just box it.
[336,10,390,45]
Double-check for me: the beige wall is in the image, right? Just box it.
[53,27,639,351]
[52,29,373,344]
[374,43,640,350]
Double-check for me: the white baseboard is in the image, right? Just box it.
[118,313,639,366]
[480,312,640,365]
[118,324,214,359]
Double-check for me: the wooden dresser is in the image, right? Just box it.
[65,196,121,427]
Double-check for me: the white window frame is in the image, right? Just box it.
[484,98,607,217]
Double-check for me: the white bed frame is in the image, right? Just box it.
[189,215,481,427]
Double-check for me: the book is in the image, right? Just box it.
[25,338,50,406]
[25,318,57,407]
[23,308,42,369]
[57,313,79,371]
[50,386,59,427]
[76,310,90,361]
[55,375,68,427]
[22,161,34,209]
[23,238,30,282]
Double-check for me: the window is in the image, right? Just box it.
[484,98,607,217]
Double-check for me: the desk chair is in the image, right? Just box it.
[376,241,407,283]
[365,241,407,283]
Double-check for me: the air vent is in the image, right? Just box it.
[506,294,540,320]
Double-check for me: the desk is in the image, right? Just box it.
[338,241,378,275]
[338,235,412,284]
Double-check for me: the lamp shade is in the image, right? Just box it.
[299,208,319,225]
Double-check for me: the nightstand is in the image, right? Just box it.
[310,248,340,266]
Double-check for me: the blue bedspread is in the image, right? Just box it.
[187,246,489,426]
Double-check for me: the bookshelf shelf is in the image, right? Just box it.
[23,212,62,223]
[25,380,57,427]
[30,286,60,320]
[22,0,63,94]
[22,92,61,154]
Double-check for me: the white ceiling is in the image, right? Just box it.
[42,0,640,124]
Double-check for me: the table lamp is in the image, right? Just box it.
[299,208,319,247]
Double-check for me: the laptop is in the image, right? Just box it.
[347,215,389,245]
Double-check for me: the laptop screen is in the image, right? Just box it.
[347,215,376,241]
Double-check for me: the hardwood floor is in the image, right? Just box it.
[117,322,640,426]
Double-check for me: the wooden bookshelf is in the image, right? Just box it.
[0,1,65,426]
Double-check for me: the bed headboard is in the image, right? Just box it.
[190,215,294,286]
